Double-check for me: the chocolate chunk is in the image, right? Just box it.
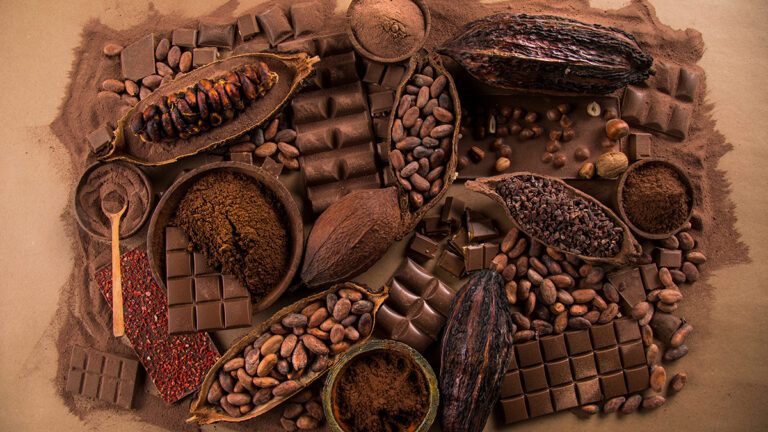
[361,60,385,84]
[192,47,218,67]
[654,248,683,268]
[465,209,498,242]
[172,28,198,48]
[463,244,484,273]
[676,68,700,102]
[608,267,645,308]
[621,68,695,139]
[440,196,465,228]
[257,6,293,46]
[276,38,315,55]
[65,346,138,409]
[650,312,682,343]
[261,156,283,177]
[290,2,321,37]
[121,33,156,81]
[197,22,235,48]
[438,249,465,278]
[639,263,662,291]
[235,39,273,55]
[375,304,433,353]
[368,91,395,117]
[421,214,451,238]
[628,132,652,161]
[86,124,113,154]
[408,233,439,260]
[236,14,260,41]
[380,65,406,89]
[229,152,253,164]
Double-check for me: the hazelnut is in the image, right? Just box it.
[498,144,512,158]
[557,103,571,114]
[509,122,522,135]
[524,111,538,123]
[574,146,590,161]
[579,162,596,179]
[492,137,504,150]
[586,101,601,117]
[562,128,575,142]
[546,108,560,122]
[520,128,535,140]
[546,140,562,153]
[595,151,629,179]
[549,129,563,141]
[560,115,574,129]
[553,153,567,168]
[603,108,618,120]
[495,157,511,172]
[512,107,524,120]
[605,119,630,140]
[541,152,554,163]
[531,125,544,138]
[457,155,470,170]
[469,146,485,162]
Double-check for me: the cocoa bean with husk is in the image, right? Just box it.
[514,329,535,342]
[603,396,626,413]
[621,394,642,414]
[641,325,653,346]
[598,303,619,324]
[642,395,666,409]
[663,345,689,362]
[669,372,688,393]
[650,366,666,392]
[670,323,693,348]
[646,344,660,367]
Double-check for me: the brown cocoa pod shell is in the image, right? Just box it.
[300,187,400,288]
[188,282,388,424]
[388,52,460,236]
[440,270,513,432]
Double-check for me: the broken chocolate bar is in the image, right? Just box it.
[65,345,138,409]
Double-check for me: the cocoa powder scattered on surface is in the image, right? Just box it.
[173,170,289,303]
[622,163,692,234]
[334,350,429,432]
[349,0,426,59]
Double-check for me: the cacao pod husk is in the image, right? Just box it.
[439,14,653,94]
[301,187,401,288]
[439,270,514,432]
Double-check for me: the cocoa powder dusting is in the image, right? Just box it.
[334,350,429,432]
[349,0,426,59]
[622,163,692,234]
[173,171,289,303]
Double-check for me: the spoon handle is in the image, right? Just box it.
[111,214,125,337]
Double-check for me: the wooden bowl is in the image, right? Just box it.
[146,161,303,312]
[615,159,695,240]
[322,339,439,432]
[467,172,642,266]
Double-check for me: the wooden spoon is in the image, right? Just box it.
[101,190,128,337]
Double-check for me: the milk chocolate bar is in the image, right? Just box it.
[257,6,293,46]
[376,258,456,352]
[498,319,649,424]
[121,33,156,81]
[65,345,139,409]
[197,23,235,48]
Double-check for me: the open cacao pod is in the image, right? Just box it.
[439,14,653,95]
[101,52,317,165]
[387,51,460,237]
[187,282,388,424]
[467,172,641,266]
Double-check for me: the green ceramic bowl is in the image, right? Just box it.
[322,339,439,432]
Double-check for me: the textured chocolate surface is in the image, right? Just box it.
[172,28,197,48]
[257,6,293,46]
[191,47,217,67]
[197,23,235,48]
[498,319,649,424]
[236,14,260,41]
[608,267,646,309]
[87,124,113,154]
[120,33,156,81]
[65,345,138,409]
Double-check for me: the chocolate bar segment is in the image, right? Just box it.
[408,233,439,260]
[121,33,156,81]
[172,28,197,48]
[290,2,322,37]
[197,23,235,48]
[498,318,649,424]
[257,6,293,46]
[607,267,645,309]
[87,124,113,154]
[65,346,138,409]
[236,14,260,41]
[192,47,218,67]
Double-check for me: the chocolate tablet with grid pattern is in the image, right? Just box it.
[65,346,138,409]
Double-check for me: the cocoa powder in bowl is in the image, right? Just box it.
[348,0,427,61]
[333,349,429,432]
[621,161,693,235]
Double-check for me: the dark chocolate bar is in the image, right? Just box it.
[172,28,197,48]
[257,6,293,46]
[498,319,649,424]
[197,23,235,48]
[192,47,218,67]
[65,345,138,409]
[628,132,652,161]
[121,33,156,81]
[236,14,260,41]
[376,258,456,352]
[290,2,322,36]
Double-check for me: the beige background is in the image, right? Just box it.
[0,0,766,430]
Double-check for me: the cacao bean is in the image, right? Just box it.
[621,394,642,413]
[358,313,373,337]
[271,323,290,335]
[220,396,241,417]
[538,279,557,305]
[330,324,344,344]
[670,323,693,348]
[344,326,360,341]
[223,357,245,372]
[659,267,674,287]
[280,334,298,359]
[330,341,351,355]
[642,395,665,409]
[669,372,688,393]
[650,366,666,392]
[603,282,619,303]
[301,334,329,355]
[581,404,599,415]
[283,402,304,419]
[282,313,308,329]
[296,415,319,430]
[641,325,653,346]
[257,354,278,377]
[681,261,699,282]
[207,380,224,404]
[273,380,301,397]
[550,274,574,289]
[292,342,308,371]
[514,329,535,342]
[646,344,660,367]
[583,310,600,324]
[572,289,596,303]
[603,396,625,413]
[598,303,619,323]
[517,279,531,301]
[556,289,574,305]
[253,377,280,388]
[505,281,517,304]
[308,308,329,328]
[568,316,591,330]
[553,311,568,334]
[524,292,536,316]
[261,335,284,356]
[340,314,357,327]
[310,354,328,372]
[219,371,235,393]
[663,345,689,362]
[686,251,707,264]
[632,301,651,319]
[658,289,683,303]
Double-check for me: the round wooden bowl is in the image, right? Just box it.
[146,161,303,312]
[322,339,439,432]
[615,158,695,240]
[345,0,431,64]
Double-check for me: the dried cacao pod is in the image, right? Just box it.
[301,187,401,288]
[439,14,653,94]
[440,270,514,432]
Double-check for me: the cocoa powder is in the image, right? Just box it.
[173,170,289,303]
[334,350,429,432]
[622,162,692,234]
[349,0,426,59]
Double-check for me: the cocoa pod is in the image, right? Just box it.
[621,394,642,413]
[650,366,666,393]
[669,372,688,393]
[439,14,653,94]
[300,188,400,288]
[603,396,625,413]
[642,395,666,409]
[440,270,513,432]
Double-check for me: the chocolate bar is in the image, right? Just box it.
[257,6,293,46]
[121,33,156,81]
[165,226,252,334]
[465,209,498,242]
[87,124,113,154]
[368,91,395,117]
[290,2,322,37]
[192,47,218,67]
[408,233,439,260]
[498,319,649,424]
[441,196,465,229]
[261,156,283,177]
[228,151,253,164]
[236,14,260,41]
[172,28,197,48]
[95,248,220,403]
[421,214,451,238]
[438,249,465,278]
[622,61,700,139]
[638,263,662,291]
[197,23,235,48]
[628,133,652,161]
[376,258,456,352]
[65,346,138,409]
[457,93,625,179]
[654,248,683,268]
[607,267,646,309]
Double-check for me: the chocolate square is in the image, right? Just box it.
[483,243,500,269]
[614,319,641,343]
[655,248,683,268]
[448,228,468,255]
[172,28,198,48]
[595,347,622,374]
[422,215,451,237]
[600,371,627,399]
[521,365,548,392]
[315,32,352,57]
[507,351,517,370]
[551,384,578,411]
[437,250,464,278]
[87,124,113,154]
[676,68,700,102]
[625,366,650,393]
[236,14,260,41]
[237,39,273,55]
[120,360,138,379]
[192,47,218,67]
[82,373,101,398]
[167,305,195,334]
[167,278,194,306]
[65,370,83,394]
[223,298,252,327]
[565,330,592,355]
[261,157,283,177]
[166,251,192,278]
[116,381,135,408]
[86,354,104,373]
[121,33,156,81]
[628,133,652,161]
[194,275,221,302]
[619,341,646,367]
[193,253,214,275]
[369,91,395,117]
[590,323,617,349]
[380,65,406,89]
[258,6,293,46]
[500,371,523,398]
[408,233,439,260]
[100,377,119,403]
[362,60,385,84]
[441,196,465,228]
[165,226,188,251]
[198,23,235,48]
[516,340,543,367]
[540,334,568,361]
[374,118,389,139]
[290,2,321,36]
[222,275,247,299]
[195,302,223,331]
[639,263,661,291]
[229,152,253,164]
[463,244,485,272]
[575,378,601,404]
[608,267,646,308]
[526,390,553,418]
[500,396,528,424]
[276,38,315,55]
[571,353,597,380]
[545,359,573,386]
[70,346,88,370]
[466,210,498,242]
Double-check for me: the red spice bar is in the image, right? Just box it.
[95,248,220,403]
